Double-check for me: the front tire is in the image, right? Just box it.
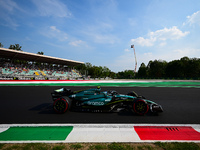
[53,97,71,113]
[133,99,149,115]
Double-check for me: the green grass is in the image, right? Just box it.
[137,145,154,150]
[0,142,199,150]
[89,144,107,150]
[70,143,83,150]
[154,142,200,150]
[107,143,126,150]
[52,145,66,150]
[22,143,49,150]
[0,144,4,149]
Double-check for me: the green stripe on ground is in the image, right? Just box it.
[0,81,200,88]
[0,126,73,141]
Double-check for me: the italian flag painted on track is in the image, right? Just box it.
[0,124,200,143]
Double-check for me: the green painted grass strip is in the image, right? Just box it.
[0,126,73,141]
[0,81,200,87]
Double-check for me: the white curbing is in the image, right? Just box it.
[0,124,200,143]
[0,127,9,134]
[66,126,140,142]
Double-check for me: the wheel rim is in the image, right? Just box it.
[54,98,68,113]
[133,100,149,115]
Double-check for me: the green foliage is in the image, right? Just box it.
[8,44,22,51]
[0,42,3,48]
[138,63,147,78]
[137,57,200,80]
[76,56,200,80]
[116,70,135,79]
[75,62,114,78]
[37,52,44,55]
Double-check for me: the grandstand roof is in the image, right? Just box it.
[0,47,84,66]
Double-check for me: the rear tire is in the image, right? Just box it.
[133,99,149,115]
[53,97,71,113]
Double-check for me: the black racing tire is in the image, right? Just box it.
[133,99,149,115]
[53,97,71,113]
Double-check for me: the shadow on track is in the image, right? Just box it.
[29,103,54,114]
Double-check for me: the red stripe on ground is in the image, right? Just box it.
[134,126,200,141]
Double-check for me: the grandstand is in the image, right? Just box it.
[0,47,84,80]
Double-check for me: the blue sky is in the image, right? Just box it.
[0,0,200,72]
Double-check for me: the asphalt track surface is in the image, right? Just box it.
[0,86,200,124]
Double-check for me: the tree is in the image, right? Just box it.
[148,60,167,78]
[9,44,22,51]
[75,64,87,75]
[75,62,115,78]
[186,58,200,78]
[102,66,111,78]
[37,51,44,55]
[0,42,3,48]
[137,63,147,78]
[166,60,183,78]
[116,70,134,79]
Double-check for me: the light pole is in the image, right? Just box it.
[131,45,137,73]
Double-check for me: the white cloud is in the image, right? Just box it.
[0,0,24,29]
[69,40,87,47]
[159,42,166,47]
[41,26,68,41]
[82,21,119,44]
[131,26,189,47]
[144,52,153,57]
[184,10,200,26]
[84,31,119,44]
[0,0,21,12]
[131,37,155,47]
[94,34,118,44]
[50,26,61,32]
[173,48,200,58]
[32,0,71,18]
[150,26,189,40]
[109,50,135,72]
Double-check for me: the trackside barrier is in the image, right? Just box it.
[0,80,200,88]
[0,124,200,143]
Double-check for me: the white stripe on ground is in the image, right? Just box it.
[66,126,140,142]
[192,125,200,133]
[0,127,9,133]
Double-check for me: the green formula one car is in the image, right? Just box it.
[51,86,163,115]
